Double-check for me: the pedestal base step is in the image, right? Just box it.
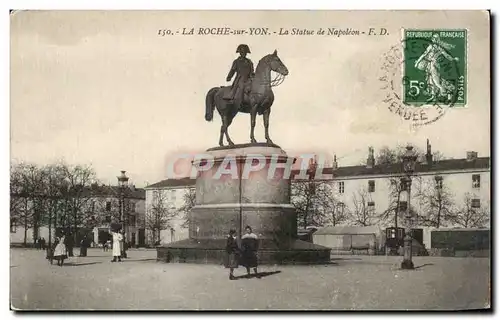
[156,239,331,265]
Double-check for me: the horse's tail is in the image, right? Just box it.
[205,87,219,122]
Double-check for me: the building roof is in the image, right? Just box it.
[292,157,490,180]
[146,157,490,189]
[314,225,383,236]
[146,177,196,189]
[89,184,146,199]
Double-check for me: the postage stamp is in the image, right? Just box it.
[402,29,467,106]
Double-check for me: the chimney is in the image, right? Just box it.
[308,155,318,175]
[332,154,338,170]
[466,151,478,162]
[425,139,433,165]
[366,147,375,168]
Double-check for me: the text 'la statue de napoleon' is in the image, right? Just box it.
[205,44,289,147]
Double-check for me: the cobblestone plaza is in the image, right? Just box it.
[10,248,490,310]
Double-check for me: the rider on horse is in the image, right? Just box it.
[223,44,255,111]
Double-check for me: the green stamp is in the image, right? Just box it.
[403,29,467,106]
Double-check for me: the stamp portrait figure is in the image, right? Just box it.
[414,34,460,102]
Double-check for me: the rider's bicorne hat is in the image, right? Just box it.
[236,44,251,54]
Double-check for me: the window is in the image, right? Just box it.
[367,201,375,213]
[472,174,481,188]
[368,180,375,193]
[471,199,481,209]
[401,180,409,191]
[129,215,136,226]
[338,181,345,194]
[435,176,443,190]
[105,215,112,223]
[106,201,111,212]
[10,218,17,233]
[130,202,135,212]
[336,202,345,215]
[398,201,408,212]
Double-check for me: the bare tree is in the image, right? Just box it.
[315,183,346,226]
[414,177,455,228]
[145,190,176,244]
[291,180,336,228]
[375,146,404,166]
[10,163,24,234]
[450,193,489,228]
[177,188,196,228]
[10,161,99,247]
[378,177,406,227]
[40,163,68,249]
[10,162,45,246]
[60,163,97,243]
[432,151,445,162]
[349,189,378,226]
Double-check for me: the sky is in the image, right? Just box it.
[10,10,490,187]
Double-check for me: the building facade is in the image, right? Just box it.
[143,145,491,249]
[313,150,490,229]
[144,178,195,245]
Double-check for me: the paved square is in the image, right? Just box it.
[10,248,490,310]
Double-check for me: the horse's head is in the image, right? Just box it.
[265,50,289,76]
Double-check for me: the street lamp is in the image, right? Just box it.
[401,145,417,270]
[117,170,129,258]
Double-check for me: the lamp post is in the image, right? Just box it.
[117,170,129,258]
[401,145,417,270]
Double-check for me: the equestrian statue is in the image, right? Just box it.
[205,44,289,147]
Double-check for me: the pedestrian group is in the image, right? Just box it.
[226,225,261,280]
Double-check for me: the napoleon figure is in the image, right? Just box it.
[223,44,255,111]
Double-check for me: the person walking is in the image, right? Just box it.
[53,235,68,267]
[65,234,74,257]
[240,226,260,279]
[111,230,123,262]
[79,235,89,257]
[226,229,240,280]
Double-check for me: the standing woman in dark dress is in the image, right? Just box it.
[79,235,89,257]
[226,229,239,280]
[241,226,260,278]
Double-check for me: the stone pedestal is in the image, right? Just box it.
[157,143,331,265]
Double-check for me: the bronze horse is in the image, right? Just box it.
[205,50,289,146]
